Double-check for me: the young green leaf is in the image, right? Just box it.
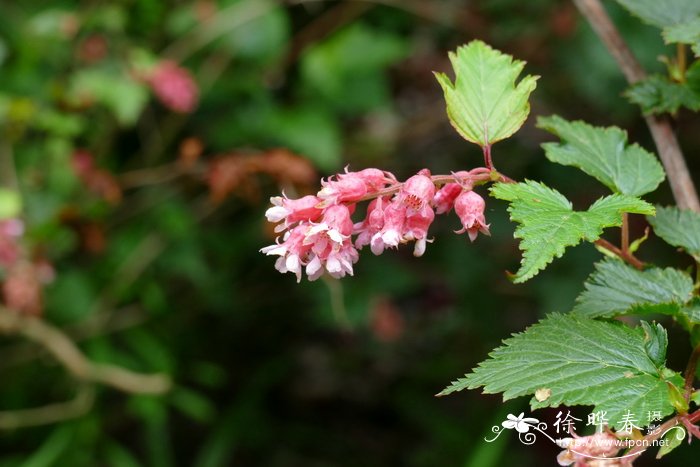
[625,75,700,114]
[647,206,700,261]
[439,314,682,430]
[641,321,668,368]
[490,181,655,283]
[615,0,700,28]
[573,259,694,318]
[435,40,538,148]
[537,115,665,197]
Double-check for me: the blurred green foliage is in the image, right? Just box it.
[0,1,698,466]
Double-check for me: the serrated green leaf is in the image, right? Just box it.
[537,115,665,197]
[625,75,700,114]
[679,298,700,325]
[647,205,700,261]
[573,259,694,318]
[439,314,681,430]
[663,18,700,56]
[615,0,700,28]
[641,321,668,368]
[490,181,655,282]
[435,40,538,147]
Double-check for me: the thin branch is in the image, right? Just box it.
[0,386,95,430]
[572,0,700,213]
[684,342,700,402]
[0,308,171,395]
[594,238,645,270]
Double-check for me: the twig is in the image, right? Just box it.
[594,238,645,270]
[684,343,700,402]
[572,0,700,213]
[0,386,95,430]
[0,308,171,394]
[621,212,629,254]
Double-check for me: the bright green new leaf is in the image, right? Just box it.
[538,115,665,197]
[615,0,700,28]
[438,314,681,430]
[647,206,700,261]
[573,259,694,318]
[663,17,700,56]
[625,75,700,114]
[435,40,538,147]
[491,181,655,282]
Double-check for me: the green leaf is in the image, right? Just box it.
[435,40,538,147]
[647,206,700,261]
[537,115,665,197]
[657,424,686,458]
[490,181,655,282]
[70,69,149,126]
[439,314,681,430]
[573,259,694,318]
[615,0,700,28]
[641,321,668,368]
[663,17,700,56]
[625,75,700,114]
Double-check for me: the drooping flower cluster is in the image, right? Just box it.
[261,167,492,282]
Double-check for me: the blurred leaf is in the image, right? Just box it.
[267,106,342,171]
[435,40,538,147]
[625,74,700,114]
[663,17,700,56]
[491,181,655,282]
[23,425,74,467]
[70,69,149,126]
[538,115,665,196]
[647,205,700,261]
[615,0,700,28]
[103,441,143,467]
[301,23,408,114]
[440,314,681,430]
[573,259,694,318]
[123,328,174,372]
[170,387,216,423]
[0,189,21,220]
[221,1,289,62]
[45,271,95,324]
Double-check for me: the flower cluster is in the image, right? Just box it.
[0,219,54,316]
[261,167,492,282]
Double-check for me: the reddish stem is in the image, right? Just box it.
[483,144,493,170]
[594,238,645,270]
[356,168,511,203]
[684,343,700,402]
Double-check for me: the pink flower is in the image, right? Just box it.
[0,219,23,267]
[318,168,392,205]
[354,197,386,252]
[403,206,434,257]
[433,183,463,214]
[260,225,311,283]
[265,195,323,232]
[454,190,490,241]
[148,61,199,113]
[397,172,435,214]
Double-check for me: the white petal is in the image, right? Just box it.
[265,206,289,223]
